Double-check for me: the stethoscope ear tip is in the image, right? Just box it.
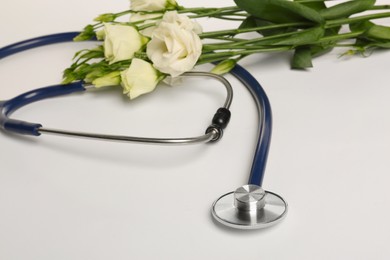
[211,185,288,230]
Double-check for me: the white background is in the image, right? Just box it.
[1,0,390,259]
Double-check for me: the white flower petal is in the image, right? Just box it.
[103,24,146,64]
[120,58,160,99]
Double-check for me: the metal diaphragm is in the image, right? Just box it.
[212,185,288,230]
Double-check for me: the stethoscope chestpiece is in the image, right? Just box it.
[211,185,288,230]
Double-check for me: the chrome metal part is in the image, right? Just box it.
[82,83,96,90]
[183,71,233,109]
[234,185,266,211]
[212,185,287,230]
[39,128,218,145]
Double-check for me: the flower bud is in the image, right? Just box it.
[94,13,116,23]
[73,25,95,41]
[130,0,178,11]
[166,0,178,10]
[92,71,121,88]
[210,59,237,75]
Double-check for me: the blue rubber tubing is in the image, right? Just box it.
[229,65,272,187]
[0,32,82,59]
[0,32,86,136]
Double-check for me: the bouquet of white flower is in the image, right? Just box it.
[63,0,390,99]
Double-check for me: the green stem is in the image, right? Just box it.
[203,28,312,50]
[93,23,104,30]
[370,5,390,10]
[188,7,242,19]
[203,31,366,56]
[326,12,390,28]
[203,44,285,51]
[293,0,325,2]
[212,16,246,21]
[314,31,365,44]
[210,36,247,42]
[216,13,248,18]
[178,6,239,14]
[115,10,133,17]
[198,46,292,64]
[334,44,357,47]
[199,22,310,38]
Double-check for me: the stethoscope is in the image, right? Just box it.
[0,32,287,230]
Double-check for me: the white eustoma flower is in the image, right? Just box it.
[121,58,161,99]
[146,11,203,77]
[103,23,148,64]
[131,0,177,11]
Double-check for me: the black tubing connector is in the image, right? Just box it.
[212,108,231,129]
[206,108,231,142]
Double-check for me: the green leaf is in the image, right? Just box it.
[320,0,376,20]
[72,49,89,60]
[239,16,258,29]
[372,42,390,48]
[234,0,324,24]
[366,24,390,41]
[291,46,313,69]
[259,26,325,46]
[79,49,104,60]
[310,44,333,57]
[253,19,298,37]
[351,21,390,41]
[85,67,109,82]
[350,20,373,32]
[310,26,342,57]
[239,16,299,37]
[297,0,326,12]
[358,40,390,49]
[62,68,77,84]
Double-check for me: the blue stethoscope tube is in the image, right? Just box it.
[0,82,85,136]
[0,32,272,187]
[0,32,85,59]
[229,66,272,187]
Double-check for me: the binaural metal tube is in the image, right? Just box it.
[183,71,233,109]
[34,71,232,145]
[38,127,218,145]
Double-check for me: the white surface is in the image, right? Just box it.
[1,1,390,259]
